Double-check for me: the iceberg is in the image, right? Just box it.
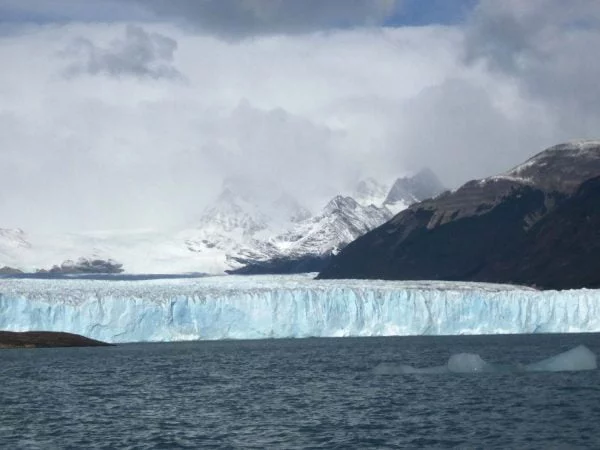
[1,275,600,343]
[373,345,597,375]
[447,353,494,373]
[526,345,597,372]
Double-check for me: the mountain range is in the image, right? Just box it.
[0,169,444,275]
[318,140,600,290]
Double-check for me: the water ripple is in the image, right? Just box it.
[1,334,600,448]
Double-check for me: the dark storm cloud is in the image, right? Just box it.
[0,0,148,23]
[123,0,402,37]
[63,25,183,79]
[0,0,403,36]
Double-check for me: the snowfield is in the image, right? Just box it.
[1,275,600,343]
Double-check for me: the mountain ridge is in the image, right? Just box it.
[318,140,600,289]
[0,169,444,275]
[227,171,444,274]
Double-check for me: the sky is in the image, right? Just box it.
[1,0,599,232]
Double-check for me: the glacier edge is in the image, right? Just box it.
[1,276,600,343]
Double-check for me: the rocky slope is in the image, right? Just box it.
[318,140,600,289]
[478,175,600,289]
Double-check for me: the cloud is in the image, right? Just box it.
[0,22,464,231]
[62,24,183,79]
[464,0,600,131]
[111,0,403,38]
[1,3,600,233]
[1,0,403,37]
[393,78,555,186]
[0,0,148,23]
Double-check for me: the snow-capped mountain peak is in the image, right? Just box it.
[324,195,361,214]
[198,187,270,236]
[178,178,314,271]
[384,168,445,213]
[0,169,443,275]
[268,194,392,258]
[199,178,312,233]
[501,140,600,194]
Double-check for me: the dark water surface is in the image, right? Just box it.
[2,334,600,449]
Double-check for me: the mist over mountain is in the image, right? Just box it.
[383,168,446,213]
[228,170,445,274]
[352,178,390,207]
[0,169,443,275]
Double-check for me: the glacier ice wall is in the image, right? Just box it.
[1,275,600,343]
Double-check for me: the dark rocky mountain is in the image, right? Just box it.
[480,175,600,289]
[318,140,600,289]
[226,253,333,275]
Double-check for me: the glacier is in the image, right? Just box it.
[1,275,600,344]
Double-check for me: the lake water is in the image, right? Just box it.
[1,333,600,449]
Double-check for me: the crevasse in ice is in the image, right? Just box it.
[1,275,600,343]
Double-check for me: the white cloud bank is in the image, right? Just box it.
[0,0,599,232]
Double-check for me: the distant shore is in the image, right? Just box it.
[0,331,112,349]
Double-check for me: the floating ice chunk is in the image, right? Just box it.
[447,353,494,373]
[373,346,598,375]
[525,345,597,372]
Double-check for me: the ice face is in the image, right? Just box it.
[1,275,600,343]
[374,345,597,375]
[526,345,597,372]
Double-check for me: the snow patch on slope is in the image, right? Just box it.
[506,139,600,179]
